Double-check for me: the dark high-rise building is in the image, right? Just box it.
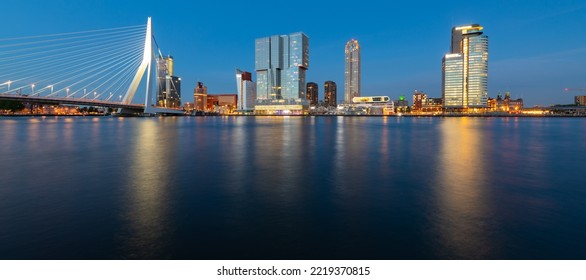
[157,55,182,108]
[307,82,318,106]
[168,76,181,108]
[324,81,337,107]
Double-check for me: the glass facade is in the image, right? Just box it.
[344,39,360,104]
[465,35,489,107]
[255,32,309,103]
[443,54,464,107]
[156,55,181,108]
[443,24,488,109]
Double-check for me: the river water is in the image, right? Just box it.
[0,116,585,259]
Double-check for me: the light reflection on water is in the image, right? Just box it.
[0,116,585,259]
[123,119,172,259]
[435,118,494,258]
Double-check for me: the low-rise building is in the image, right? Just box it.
[207,94,238,114]
[575,95,586,106]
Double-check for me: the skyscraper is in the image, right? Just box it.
[344,39,360,104]
[235,69,256,111]
[324,81,337,107]
[255,32,309,102]
[306,82,318,106]
[156,55,181,108]
[442,24,488,110]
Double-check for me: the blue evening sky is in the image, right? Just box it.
[2,0,585,106]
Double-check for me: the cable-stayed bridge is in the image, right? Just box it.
[0,17,183,115]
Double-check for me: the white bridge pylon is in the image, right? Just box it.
[122,17,182,115]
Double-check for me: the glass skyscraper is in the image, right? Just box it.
[255,32,309,103]
[156,55,181,108]
[344,39,360,104]
[442,24,488,110]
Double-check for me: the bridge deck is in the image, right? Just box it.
[0,93,144,110]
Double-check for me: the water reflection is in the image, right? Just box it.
[122,120,174,258]
[2,117,585,259]
[434,118,495,258]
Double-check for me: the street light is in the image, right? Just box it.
[6,80,11,93]
[48,85,53,95]
[66,87,70,98]
[31,84,35,95]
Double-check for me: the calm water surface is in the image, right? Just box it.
[0,116,585,259]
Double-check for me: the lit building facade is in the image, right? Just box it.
[442,24,488,110]
[156,55,181,108]
[307,82,318,106]
[193,82,207,111]
[236,69,256,111]
[423,97,443,113]
[351,96,394,115]
[412,90,428,112]
[489,92,524,112]
[324,81,337,107]
[255,32,309,102]
[207,94,238,113]
[393,96,409,113]
[344,39,360,104]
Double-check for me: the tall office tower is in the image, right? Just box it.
[156,55,182,108]
[255,32,309,102]
[324,81,337,107]
[235,69,257,111]
[306,82,318,106]
[442,24,488,110]
[167,76,181,108]
[344,39,360,104]
[193,82,207,111]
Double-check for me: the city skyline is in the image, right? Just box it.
[2,0,585,106]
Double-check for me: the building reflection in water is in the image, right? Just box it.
[265,118,307,208]
[122,119,174,258]
[434,118,496,258]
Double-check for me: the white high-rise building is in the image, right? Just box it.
[344,39,360,104]
[235,69,256,111]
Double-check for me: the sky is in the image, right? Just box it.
[2,0,586,106]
